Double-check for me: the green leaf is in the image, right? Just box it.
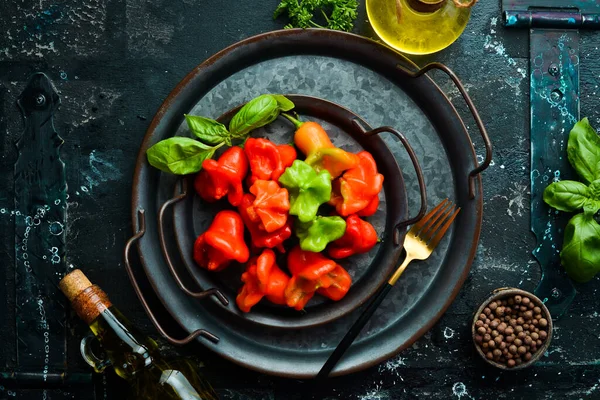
[584,179,600,215]
[146,137,219,175]
[543,180,591,212]
[185,115,231,145]
[567,118,600,185]
[271,94,295,112]
[296,216,346,252]
[560,213,600,282]
[229,95,279,138]
[278,160,332,222]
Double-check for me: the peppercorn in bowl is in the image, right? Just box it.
[472,288,552,370]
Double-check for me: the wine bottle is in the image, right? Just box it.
[59,269,218,400]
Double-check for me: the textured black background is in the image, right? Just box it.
[1,0,600,399]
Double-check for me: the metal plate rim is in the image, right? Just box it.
[130,28,484,378]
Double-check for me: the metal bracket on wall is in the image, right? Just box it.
[503,1,600,317]
[0,73,91,387]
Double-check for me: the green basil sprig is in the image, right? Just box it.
[544,118,600,282]
[229,94,295,138]
[146,137,222,175]
[146,94,294,174]
[560,213,600,283]
[185,115,231,145]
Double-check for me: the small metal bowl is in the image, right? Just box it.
[472,287,553,370]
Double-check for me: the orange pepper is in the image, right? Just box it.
[285,114,359,178]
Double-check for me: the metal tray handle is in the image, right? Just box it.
[396,62,493,199]
[353,121,427,245]
[124,209,219,345]
[158,179,229,305]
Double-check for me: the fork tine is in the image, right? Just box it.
[427,207,460,250]
[416,201,454,240]
[409,198,449,234]
[420,202,456,242]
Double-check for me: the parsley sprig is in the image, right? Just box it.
[274,0,358,32]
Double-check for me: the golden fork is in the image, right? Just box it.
[317,199,460,379]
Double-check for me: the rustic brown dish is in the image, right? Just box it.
[472,288,553,370]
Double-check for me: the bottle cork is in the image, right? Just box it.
[60,269,112,324]
[59,269,93,301]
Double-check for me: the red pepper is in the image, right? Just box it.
[284,276,317,311]
[244,138,296,185]
[247,180,290,233]
[317,265,352,301]
[284,246,352,309]
[194,146,248,206]
[236,263,263,313]
[328,215,378,259]
[236,249,290,312]
[329,151,384,216]
[193,210,249,271]
[238,193,292,252]
[287,245,336,283]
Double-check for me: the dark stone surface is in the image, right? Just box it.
[1,0,600,399]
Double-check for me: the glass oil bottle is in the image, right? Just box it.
[60,269,218,400]
[366,0,475,55]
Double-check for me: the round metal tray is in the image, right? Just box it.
[126,29,491,378]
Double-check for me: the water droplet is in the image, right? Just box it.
[54,199,61,205]
[0,208,5,214]
[49,222,64,236]
[551,288,561,298]
[81,186,89,193]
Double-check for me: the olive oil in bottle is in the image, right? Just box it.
[366,0,472,55]
[59,269,218,400]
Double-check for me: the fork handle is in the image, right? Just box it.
[316,283,393,379]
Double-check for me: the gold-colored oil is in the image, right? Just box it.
[366,0,471,55]
[90,308,218,400]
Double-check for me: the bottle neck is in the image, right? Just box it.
[71,285,113,325]
[406,0,446,13]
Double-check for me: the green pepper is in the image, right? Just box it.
[278,160,332,222]
[295,216,346,252]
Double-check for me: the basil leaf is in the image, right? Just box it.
[567,118,600,185]
[146,137,218,175]
[271,94,295,112]
[229,95,279,138]
[584,179,600,215]
[185,115,231,145]
[560,213,600,282]
[543,180,591,212]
